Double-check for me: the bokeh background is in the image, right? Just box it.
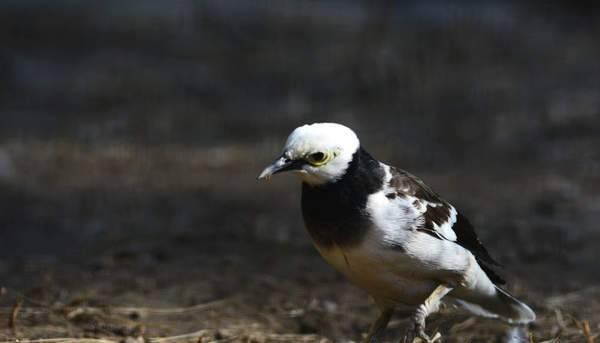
[1,1,599,342]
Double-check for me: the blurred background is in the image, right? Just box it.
[0,1,599,342]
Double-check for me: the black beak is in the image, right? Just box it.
[257,156,305,180]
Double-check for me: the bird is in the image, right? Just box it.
[258,123,535,343]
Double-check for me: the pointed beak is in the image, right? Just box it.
[257,156,304,180]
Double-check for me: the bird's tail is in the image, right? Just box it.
[454,286,536,324]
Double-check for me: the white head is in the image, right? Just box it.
[258,123,360,185]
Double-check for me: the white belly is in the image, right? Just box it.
[313,226,496,309]
[314,241,438,307]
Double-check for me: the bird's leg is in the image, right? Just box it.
[364,308,393,343]
[403,284,453,343]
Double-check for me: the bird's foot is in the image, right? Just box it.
[401,319,441,343]
[402,320,427,343]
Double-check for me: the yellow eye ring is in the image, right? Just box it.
[306,151,331,166]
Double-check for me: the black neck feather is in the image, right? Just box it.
[301,147,384,248]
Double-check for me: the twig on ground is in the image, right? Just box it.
[9,297,23,331]
[582,320,595,343]
[0,331,216,343]
[112,297,235,316]
[554,308,567,331]
[247,333,331,342]
[204,337,238,343]
[148,329,212,342]
[0,296,236,319]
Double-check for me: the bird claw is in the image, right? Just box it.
[402,321,441,343]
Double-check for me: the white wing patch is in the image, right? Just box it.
[367,191,423,246]
[370,164,422,245]
[371,163,459,245]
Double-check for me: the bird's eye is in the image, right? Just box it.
[306,152,329,166]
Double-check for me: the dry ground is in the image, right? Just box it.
[0,143,598,343]
[1,238,599,343]
[1,2,599,342]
